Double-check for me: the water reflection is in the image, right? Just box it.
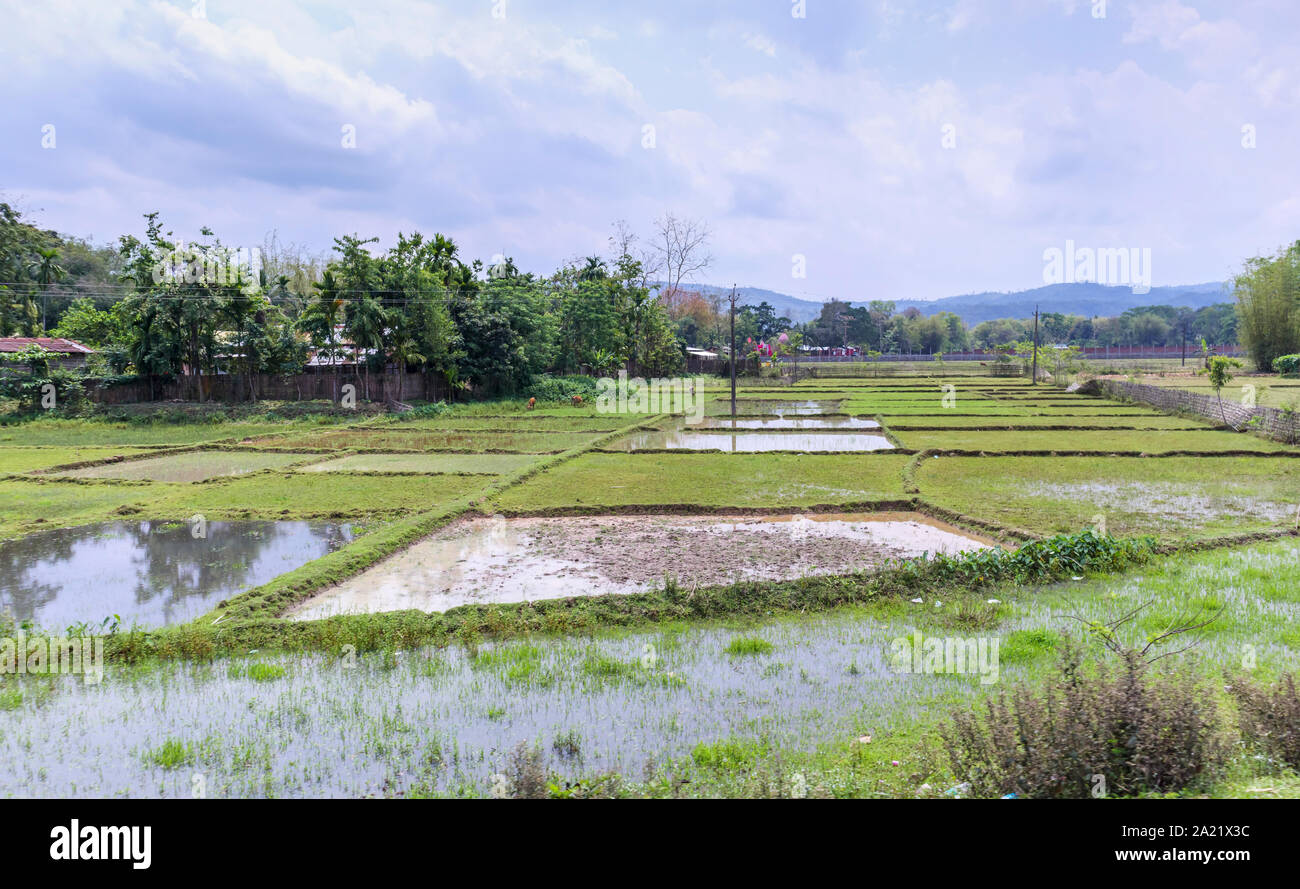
[0,521,355,629]
[614,429,895,452]
[708,400,839,417]
[699,416,880,430]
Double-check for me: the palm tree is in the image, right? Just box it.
[578,256,607,281]
[299,272,344,400]
[28,247,65,333]
[344,297,387,402]
[626,289,652,375]
[388,330,425,402]
[128,305,165,400]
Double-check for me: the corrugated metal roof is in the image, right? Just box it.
[0,337,95,354]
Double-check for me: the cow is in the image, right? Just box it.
[571,395,583,406]
[527,397,536,410]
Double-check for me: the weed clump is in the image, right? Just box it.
[724,637,774,657]
[1231,673,1300,770]
[940,602,1228,800]
[942,645,1224,798]
[145,738,196,770]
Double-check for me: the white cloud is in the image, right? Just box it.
[743,32,777,56]
[3,0,1300,299]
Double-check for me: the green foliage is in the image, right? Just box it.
[1207,354,1242,391]
[0,344,87,413]
[524,374,598,402]
[942,643,1226,798]
[1273,353,1300,375]
[724,636,775,656]
[1231,673,1300,770]
[888,530,1154,589]
[144,738,196,769]
[1234,241,1300,371]
[50,298,131,347]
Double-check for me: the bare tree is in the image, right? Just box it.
[651,213,712,306]
[609,219,660,290]
[1065,601,1223,669]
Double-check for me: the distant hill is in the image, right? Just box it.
[892,282,1230,324]
[665,284,830,323]
[684,281,1231,325]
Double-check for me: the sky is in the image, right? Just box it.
[2,0,1299,302]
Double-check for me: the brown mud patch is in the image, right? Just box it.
[286,511,994,619]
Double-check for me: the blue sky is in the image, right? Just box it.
[2,0,1298,300]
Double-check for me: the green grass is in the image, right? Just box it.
[915,454,1300,538]
[1132,374,1300,409]
[0,417,342,446]
[57,450,308,482]
[244,428,598,453]
[883,414,1214,429]
[898,428,1294,453]
[6,535,1298,799]
[144,738,196,769]
[492,452,912,510]
[153,472,489,520]
[296,453,540,475]
[724,636,775,656]
[227,662,288,681]
[387,415,637,432]
[0,446,158,473]
[0,479,159,539]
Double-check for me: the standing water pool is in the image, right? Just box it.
[0,520,356,629]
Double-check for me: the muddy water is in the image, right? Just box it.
[613,429,895,451]
[0,520,356,629]
[288,512,993,619]
[699,416,880,430]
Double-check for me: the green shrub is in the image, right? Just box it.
[1231,672,1300,769]
[524,374,598,402]
[941,645,1226,798]
[1273,354,1300,376]
[404,401,453,419]
[885,529,1154,589]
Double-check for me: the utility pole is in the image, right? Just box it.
[729,284,738,417]
[1031,305,1039,386]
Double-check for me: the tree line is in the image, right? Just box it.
[2,199,1295,408]
[0,204,695,401]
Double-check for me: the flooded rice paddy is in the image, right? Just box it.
[613,428,895,452]
[5,540,1300,797]
[616,402,892,451]
[1019,480,1298,527]
[698,416,880,430]
[0,520,356,629]
[0,610,1004,798]
[288,512,992,619]
[296,453,539,475]
[53,450,307,483]
[712,399,840,416]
